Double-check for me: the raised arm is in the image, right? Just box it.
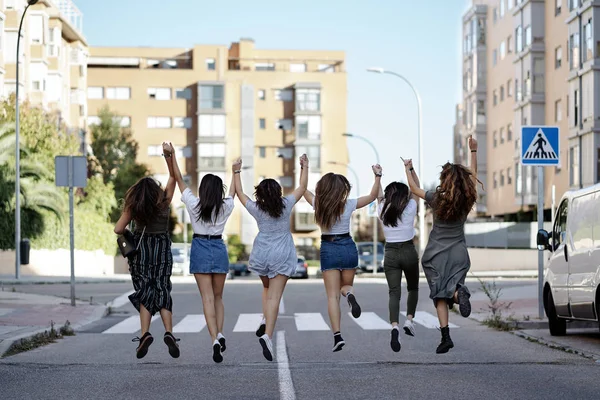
[114,209,132,235]
[228,172,236,198]
[356,164,383,209]
[468,135,478,187]
[404,159,426,200]
[377,179,384,203]
[167,142,187,194]
[291,154,308,202]
[232,158,251,207]
[162,142,176,202]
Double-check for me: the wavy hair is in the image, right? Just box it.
[196,174,226,224]
[123,177,170,227]
[255,179,285,218]
[381,182,411,227]
[314,173,351,231]
[432,162,479,222]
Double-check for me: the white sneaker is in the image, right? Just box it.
[403,319,416,337]
[259,334,273,361]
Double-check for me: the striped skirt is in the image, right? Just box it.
[127,233,173,316]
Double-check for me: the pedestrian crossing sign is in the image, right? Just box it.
[521,126,560,166]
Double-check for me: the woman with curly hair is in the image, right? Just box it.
[405,136,480,354]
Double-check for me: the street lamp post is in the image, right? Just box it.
[328,161,360,238]
[15,0,39,279]
[367,67,425,256]
[343,133,380,275]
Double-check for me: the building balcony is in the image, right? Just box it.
[50,0,84,43]
[227,58,345,73]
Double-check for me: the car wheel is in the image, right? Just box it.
[234,271,241,277]
[545,289,566,336]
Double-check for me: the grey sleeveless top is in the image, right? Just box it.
[133,207,169,234]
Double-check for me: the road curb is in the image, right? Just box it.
[512,329,600,361]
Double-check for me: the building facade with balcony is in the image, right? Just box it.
[86,38,348,247]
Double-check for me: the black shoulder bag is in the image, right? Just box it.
[117,226,146,258]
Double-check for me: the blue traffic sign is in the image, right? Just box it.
[521,126,560,166]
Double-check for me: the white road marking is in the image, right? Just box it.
[279,297,285,315]
[102,315,159,334]
[106,291,134,309]
[233,313,264,332]
[294,313,330,331]
[349,312,392,330]
[173,314,206,333]
[401,311,459,329]
[276,331,296,400]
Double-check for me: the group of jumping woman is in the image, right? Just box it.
[114,136,480,361]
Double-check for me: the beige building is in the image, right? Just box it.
[456,0,597,220]
[1,0,87,132]
[86,39,348,247]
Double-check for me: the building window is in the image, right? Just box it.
[259,118,266,129]
[500,171,505,186]
[516,79,522,101]
[508,0,514,9]
[500,85,505,101]
[276,119,293,131]
[500,0,505,17]
[493,172,498,189]
[507,79,513,97]
[29,14,44,44]
[525,70,532,97]
[515,164,522,195]
[199,85,224,109]
[500,41,506,60]
[555,99,562,122]
[118,116,131,128]
[259,147,266,158]
[148,87,171,100]
[516,26,523,53]
[198,143,226,169]
[493,90,498,106]
[493,131,498,147]
[556,0,562,15]
[106,87,130,100]
[274,89,293,102]
[296,115,321,140]
[493,49,498,66]
[175,88,192,100]
[493,8,498,23]
[318,64,335,73]
[584,19,593,62]
[507,35,513,53]
[198,114,225,137]
[524,26,532,48]
[88,87,104,99]
[258,89,265,100]
[570,32,580,70]
[515,137,520,151]
[570,145,580,186]
[533,58,544,94]
[569,0,579,11]
[296,89,320,111]
[206,58,216,71]
[476,99,486,124]
[296,145,321,169]
[500,127,505,144]
[147,117,171,129]
[555,46,562,69]
[574,89,579,126]
[507,168,512,184]
[290,63,306,73]
[507,124,513,141]
[255,62,275,71]
[279,176,294,188]
[87,116,101,126]
[147,145,163,157]
[173,117,192,129]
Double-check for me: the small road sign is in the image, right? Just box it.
[521,126,560,166]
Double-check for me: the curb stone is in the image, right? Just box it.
[512,329,600,361]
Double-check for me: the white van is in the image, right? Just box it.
[537,184,600,336]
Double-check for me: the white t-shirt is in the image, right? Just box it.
[312,198,358,235]
[181,188,234,235]
[378,199,417,242]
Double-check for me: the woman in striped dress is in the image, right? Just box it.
[114,142,179,360]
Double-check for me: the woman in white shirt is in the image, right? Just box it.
[377,159,421,353]
[168,143,235,364]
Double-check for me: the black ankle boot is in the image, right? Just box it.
[436,326,454,354]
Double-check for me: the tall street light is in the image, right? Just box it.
[367,67,425,255]
[343,132,380,275]
[15,0,39,279]
[328,161,360,238]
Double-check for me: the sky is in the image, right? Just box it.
[76,0,472,195]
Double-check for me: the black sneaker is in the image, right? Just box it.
[390,328,401,352]
[163,332,180,358]
[132,332,154,359]
[457,286,471,318]
[212,341,223,363]
[256,321,266,338]
[347,293,362,318]
[332,333,345,352]
[259,334,273,361]
[436,326,454,354]
[218,336,226,353]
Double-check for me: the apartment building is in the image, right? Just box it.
[86,38,348,247]
[1,0,87,133]
[455,0,600,219]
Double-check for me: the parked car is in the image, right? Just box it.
[292,256,309,279]
[171,247,188,275]
[229,262,250,276]
[356,242,384,273]
[537,184,600,336]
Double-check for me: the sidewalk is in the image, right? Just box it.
[0,291,107,357]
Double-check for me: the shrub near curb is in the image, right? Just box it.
[2,321,75,358]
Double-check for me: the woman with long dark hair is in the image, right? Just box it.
[233,154,308,361]
[165,143,235,363]
[114,142,179,360]
[405,136,480,354]
[304,165,382,352]
[378,166,421,352]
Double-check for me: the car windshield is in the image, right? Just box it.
[172,248,183,256]
[357,244,384,255]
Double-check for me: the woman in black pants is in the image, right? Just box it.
[377,158,421,352]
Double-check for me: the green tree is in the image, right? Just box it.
[227,234,248,263]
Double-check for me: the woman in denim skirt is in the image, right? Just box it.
[304,164,382,352]
[168,143,235,363]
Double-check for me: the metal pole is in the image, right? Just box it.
[537,166,544,319]
[69,157,76,306]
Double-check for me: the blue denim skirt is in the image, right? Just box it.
[189,237,229,274]
[320,236,359,271]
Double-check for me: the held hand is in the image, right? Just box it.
[372,164,382,175]
[299,154,309,168]
[468,135,478,151]
[402,158,413,168]
[162,142,172,156]
[232,158,242,172]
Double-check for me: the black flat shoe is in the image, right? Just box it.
[133,332,154,359]
[164,332,181,358]
[347,293,362,319]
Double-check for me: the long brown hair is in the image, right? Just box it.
[255,179,285,218]
[381,182,411,227]
[314,173,351,230]
[123,177,170,226]
[432,163,478,222]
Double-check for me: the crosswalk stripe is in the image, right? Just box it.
[294,313,330,331]
[401,311,459,329]
[233,313,263,332]
[173,314,206,333]
[349,312,391,330]
[102,315,159,334]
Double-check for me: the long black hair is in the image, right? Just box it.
[381,182,411,227]
[195,174,226,224]
[255,179,285,218]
